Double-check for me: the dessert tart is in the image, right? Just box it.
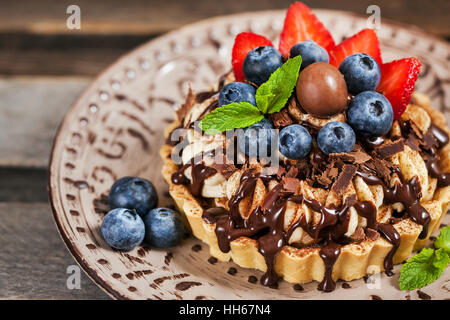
[160,2,450,292]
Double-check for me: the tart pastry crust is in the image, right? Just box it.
[160,92,450,287]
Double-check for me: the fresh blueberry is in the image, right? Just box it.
[289,40,329,70]
[219,82,256,107]
[278,124,312,159]
[339,53,381,94]
[108,177,158,217]
[143,208,185,248]
[237,118,275,159]
[317,121,356,155]
[347,91,394,137]
[101,208,145,251]
[243,46,284,85]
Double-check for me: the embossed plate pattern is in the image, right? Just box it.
[49,9,450,300]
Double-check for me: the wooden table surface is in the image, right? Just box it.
[1,0,449,300]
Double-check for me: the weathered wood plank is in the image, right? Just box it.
[0,202,109,299]
[1,0,449,37]
[0,76,90,168]
[0,34,153,76]
[0,1,448,76]
[0,167,47,202]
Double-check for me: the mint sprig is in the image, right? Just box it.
[256,56,303,114]
[199,55,302,134]
[199,102,263,135]
[434,225,450,254]
[399,226,450,290]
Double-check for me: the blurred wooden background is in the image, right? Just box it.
[0,0,449,299]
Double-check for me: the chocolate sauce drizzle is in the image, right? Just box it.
[353,201,400,276]
[355,169,430,239]
[377,223,401,276]
[424,124,450,187]
[170,112,450,292]
[171,151,218,197]
[171,163,217,197]
[318,241,341,292]
[208,169,355,289]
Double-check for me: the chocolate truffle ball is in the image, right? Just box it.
[296,62,348,118]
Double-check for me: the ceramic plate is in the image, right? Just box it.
[49,9,450,300]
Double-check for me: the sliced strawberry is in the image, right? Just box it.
[231,32,273,81]
[329,29,382,68]
[377,57,422,120]
[278,2,335,58]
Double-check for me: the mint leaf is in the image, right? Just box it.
[199,102,263,135]
[434,226,450,254]
[199,56,301,134]
[255,55,302,114]
[399,248,449,290]
[433,248,450,269]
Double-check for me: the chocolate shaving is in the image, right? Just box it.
[366,158,393,184]
[275,166,286,179]
[328,167,339,179]
[331,164,357,195]
[261,165,282,177]
[344,193,357,207]
[283,178,299,193]
[366,228,380,241]
[176,87,196,125]
[285,166,299,178]
[330,149,371,164]
[269,108,293,128]
[293,159,311,181]
[352,226,365,242]
[210,163,237,179]
[206,148,237,179]
[404,135,421,152]
[375,139,405,159]
[316,170,333,187]
[410,121,424,139]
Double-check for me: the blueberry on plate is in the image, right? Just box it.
[317,121,356,155]
[237,118,275,159]
[289,40,329,70]
[108,176,158,217]
[338,53,381,94]
[347,91,394,137]
[219,82,256,107]
[278,124,312,160]
[243,46,284,85]
[101,208,145,251]
[143,208,185,248]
